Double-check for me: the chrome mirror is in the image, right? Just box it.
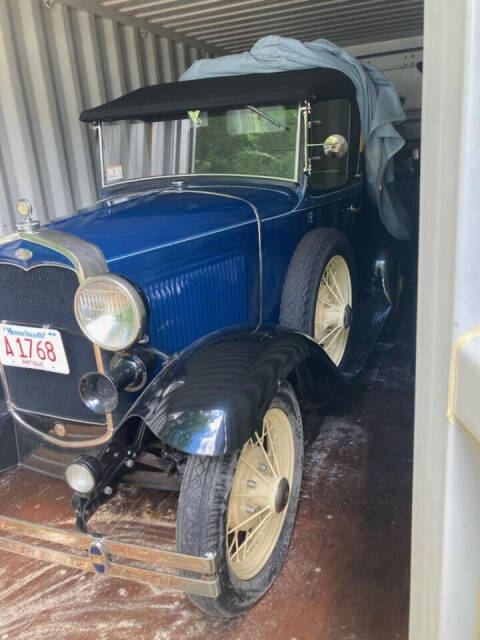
[323,134,348,159]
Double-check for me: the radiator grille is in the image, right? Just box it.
[0,264,105,424]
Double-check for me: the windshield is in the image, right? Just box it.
[100,104,300,186]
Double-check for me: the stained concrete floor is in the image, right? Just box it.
[0,323,414,640]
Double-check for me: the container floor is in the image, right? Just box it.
[0,316,414,640]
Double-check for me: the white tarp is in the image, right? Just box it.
[181,36,411,239]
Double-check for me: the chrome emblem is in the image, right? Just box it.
[89,540,111,575]
[14,248,33,261]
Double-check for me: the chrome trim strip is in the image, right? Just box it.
[0,260,75,273]
[10,408,110,450]
[0,229,114,442]
[8,401,106,425]
[97,189,161,206]
[294,103,302,181]
[97,123,106,190]
[0,515,220,598]
[301,102,311,175]
[0,229,107,281]
[195,183,298,197]
[166,189,264,325]
[97,183,296,208]
[100,172,299,189]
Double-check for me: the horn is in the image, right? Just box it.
[79,349,155,414]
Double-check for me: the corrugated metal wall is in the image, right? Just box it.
[95,0,424,54]
[0,0,422,235]
[0,0,211,234]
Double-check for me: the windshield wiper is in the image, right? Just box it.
[246,105,289,131]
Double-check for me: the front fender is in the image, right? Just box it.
[121,326,345,456]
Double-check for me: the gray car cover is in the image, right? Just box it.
[181,36,411,240]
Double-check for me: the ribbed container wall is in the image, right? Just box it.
[0,0,211,234]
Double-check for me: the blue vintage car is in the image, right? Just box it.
[0,67,398,616]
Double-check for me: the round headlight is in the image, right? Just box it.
[65,456,102,494]
[74,274,146,351]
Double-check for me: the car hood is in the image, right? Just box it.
[47,183,301,267]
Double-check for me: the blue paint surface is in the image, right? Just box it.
[0,178,362,356]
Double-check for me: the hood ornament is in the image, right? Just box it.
[16,199,40,232]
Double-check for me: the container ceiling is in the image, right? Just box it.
[96,0,424,54]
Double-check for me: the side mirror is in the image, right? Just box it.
[323,134,348,159]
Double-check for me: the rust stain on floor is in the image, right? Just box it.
[0,332,414,640]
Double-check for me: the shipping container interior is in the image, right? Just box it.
[0,1,424,638]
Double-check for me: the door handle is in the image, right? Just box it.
[346,204,361,213]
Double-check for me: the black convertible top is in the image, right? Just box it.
[80,67,356,123]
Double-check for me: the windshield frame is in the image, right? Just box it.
[97,103,303,190]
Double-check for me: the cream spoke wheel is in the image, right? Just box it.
[226,407,295,580]
[229,512,274,562]
[176,382,302,616]
[227,506,271,534]
[320,322,343,344]
[321,273,343,306]
[327,264,346,305]
[254,431,277,476]
[263,418,281,476]
[326,328,343,348]
[237,454,276,487]
[314,254,352,366]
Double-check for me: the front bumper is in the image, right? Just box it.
[0,514,220,598]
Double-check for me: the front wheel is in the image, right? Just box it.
[176,382,303,617]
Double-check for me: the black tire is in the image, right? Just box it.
[176,382,303,618]
[280,227,356,369]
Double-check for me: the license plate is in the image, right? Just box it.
[0,324,70,375]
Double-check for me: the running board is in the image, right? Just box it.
[0,515,220,597]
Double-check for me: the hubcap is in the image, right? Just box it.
[226,408,294,580]
[314,255,352,365]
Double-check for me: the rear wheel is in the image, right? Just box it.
[280,228,356,368]
[314,253,353,364]
[176,382,303,617]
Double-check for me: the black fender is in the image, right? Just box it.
[121,325,346,456]
[374,244,400,309]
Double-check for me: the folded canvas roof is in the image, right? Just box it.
[80,67,355,122]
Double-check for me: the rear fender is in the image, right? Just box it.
[121,326,345,456]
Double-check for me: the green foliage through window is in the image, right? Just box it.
[101,104,299,184]
[194,106,298,180]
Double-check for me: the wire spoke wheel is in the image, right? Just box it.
[176,382,302,617]
[226,408,294,580]
[280,228,356,371]
[314,254,352,365]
